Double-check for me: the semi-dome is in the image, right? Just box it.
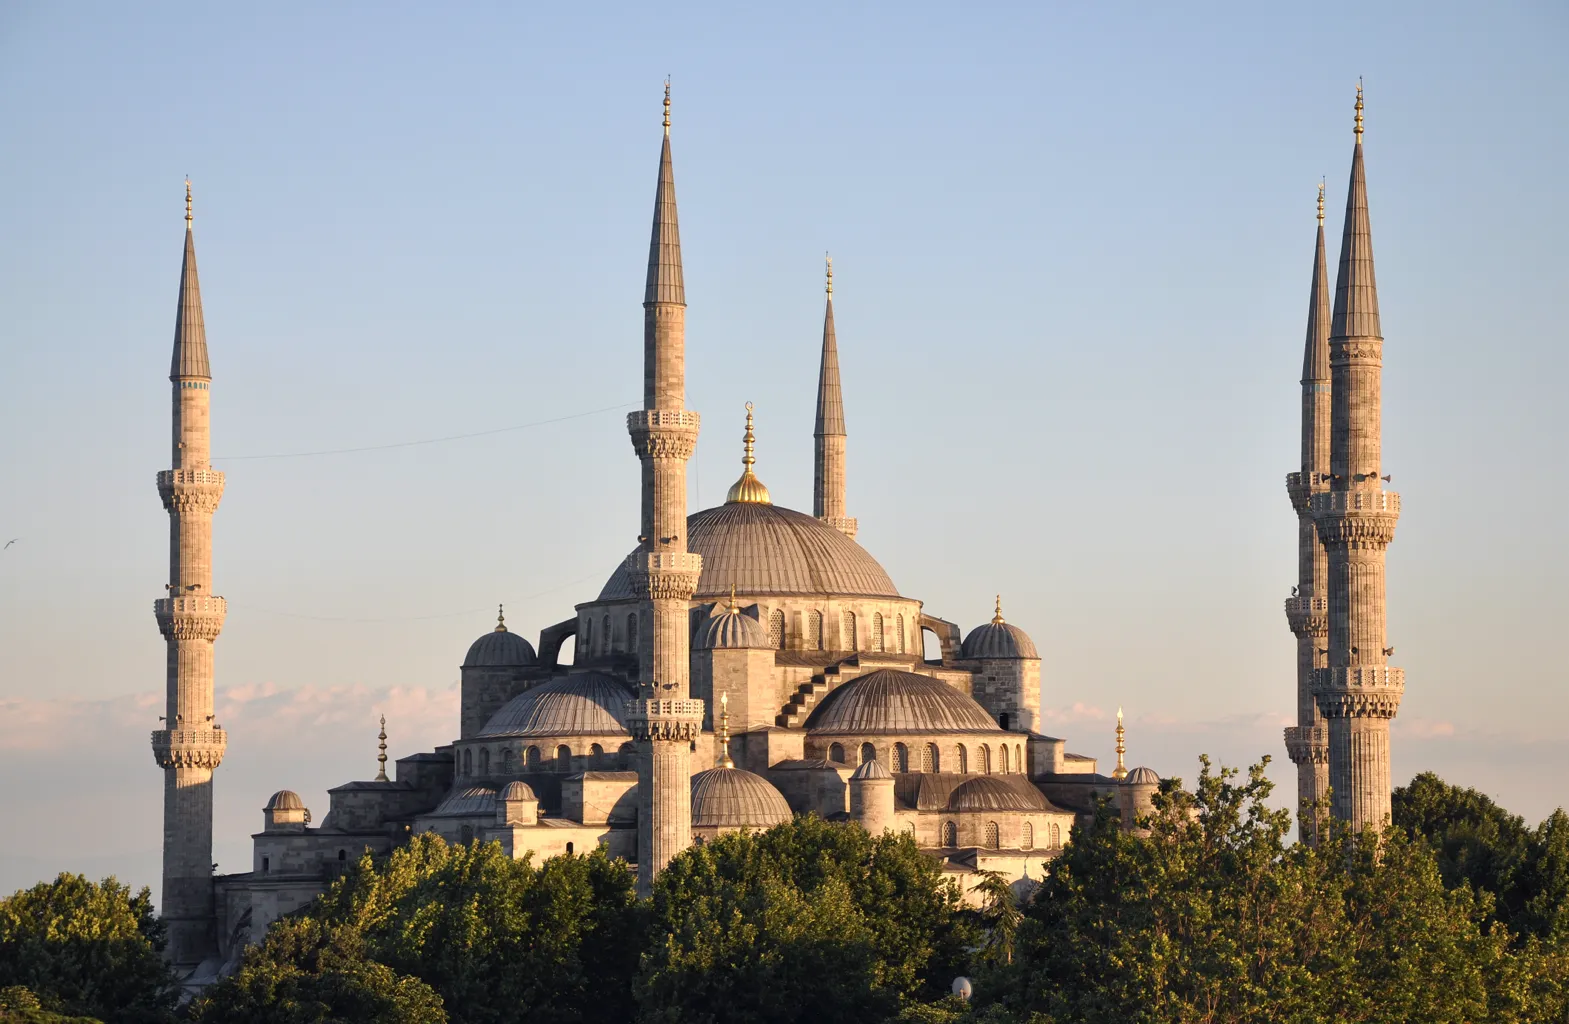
[804,669,1003,734]
[694,605,772,650]
[850,758,892,781]
[499,781,537,801]
[478,672,635,738]
[431,785,498,817]
[265,790,303,810]
[599,502,899,601]
[1124,766,1160,786]
[689,766,793,829]
[960,598,1039,660]
[464,607,538,668]
[947,776,1052,812]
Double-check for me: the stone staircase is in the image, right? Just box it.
[775,662,849,728]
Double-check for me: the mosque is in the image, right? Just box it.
[148,84,1401,979]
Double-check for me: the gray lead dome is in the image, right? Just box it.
[689,766,793,829]
[694,606,772,650]
[960,620,1038,660]
[804,669,1002,734]
[478,673,636,737]
[463,628,537,668]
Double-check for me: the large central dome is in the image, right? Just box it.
[599,503,900,600]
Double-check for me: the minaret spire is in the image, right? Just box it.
[151,180,228,966]
[1285,183,1333,839]
[625,83,704,895]
[1311,83,1404,832]
[813,254,856,537]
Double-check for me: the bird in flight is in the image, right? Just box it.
[3,539,16,550]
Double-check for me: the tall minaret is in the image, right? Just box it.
[150,181,227,966]
[813,255,856,538]
[1311,84,1404,831]
[1284,183,1333,836]
[624,83,704,895]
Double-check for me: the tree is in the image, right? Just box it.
[966,871,1021,968]
[637,817,975,1024]
[0,875,176,1024]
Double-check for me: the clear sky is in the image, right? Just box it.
[0,2,1564,899]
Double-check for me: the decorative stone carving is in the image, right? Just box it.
[627,411,701,459]
[150,727,228,769]
[1311,666,1405,719]
[1283,725,1329,764]
[1283,594,1329,635]
[156,469,226,515]
[624,699,704,743]
[625,552,702,601]
[154,596,227,641]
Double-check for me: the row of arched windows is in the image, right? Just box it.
[732,607,911,653]
[827,740,1025,775]
[459,741,632,777]
[578,613,641,660]
[939,820,1062,850]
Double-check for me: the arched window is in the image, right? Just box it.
[893,743,908,773]
[500,748,514,774]
[627,613,638,651]
[1000,745,1010,774]
[462,748,472,776]
[984,821,1000,849]
[1022,822,1034,850]
[859,742,876,765]
[1050,822,1062,848]
[842,611,857,650]
[479,748,490,775]
[556,744,572,770]
[999,712,1010,731]
[956,744,968,774]
[581,618,592,656]
[526,745,541,768]
[565,842,574,855]
[460,825,473,845]
[807,610,823,650]
[618,742,633,768]
[829,742,845,764]
[978,745,991,775]
[601,615,611,653]
[923,743,939,773]
[872,613,884,652]
[768,609,785,649]
[1016,744,1023,774]
[896,614,906,654]
[941,821,958,847]
[590,743,605,765]
[338,849,347,862]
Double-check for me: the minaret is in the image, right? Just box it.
[1112,707,1127,781]
[813,255,856,538]
[150,180,227,966]
[1284,183,1333,837]
[1311,84,1404,832]
[624,82,704,895]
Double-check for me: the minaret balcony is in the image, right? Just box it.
[1283,725,1328,764]
[157,468,225,514]
[154,595,227,641]
[624,698,704,742]
[150,727,227,770]
[625,551,703,601]
[1310,665,1404,719]
[627,410,700,459]
[1283,594,1328,634]
[1310,489,1400,545]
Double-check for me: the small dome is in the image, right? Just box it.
[265,790,304,810]
[850,759,892,781]
[479,672,636,738]
[463,614,538,668]
[695,606,772,650]
[947,776,1051,812]
[431,785,497,817]
[960,599,1038,659]
[499,781,537,802]
[805,669,1002,734]
[690,766,793,829]
[1124,766,1160,786]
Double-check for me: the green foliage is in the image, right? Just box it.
[192,834,639,1024]
[1395,773,1569,940]
[0,875,176,1024]
[965,871,1022,968]
[637,816,975,1024]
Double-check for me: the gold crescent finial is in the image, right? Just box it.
[992,594,1004,625]
[1113,707,1126,780]
[184,178,193,228]
[825,253,833,297]
[717,690,734,767]
[495,604,507,632]
[726,404,772,503]
[1354,78,1364,141]
[663,78,671,136]
[728,583,737,610]
[1317,180,1325,226]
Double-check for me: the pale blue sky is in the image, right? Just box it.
[0,3,1565,896]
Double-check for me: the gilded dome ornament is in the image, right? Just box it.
[725,402,772,505]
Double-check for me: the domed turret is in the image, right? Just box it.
[694,593,772,650]
[262,790,309,832]
[1120,765,1160,831]
[496,781,539,827]
[960,596,1039,660]
[849,757,895,834]
[1124,766,1159,786]
[463,605,538,668]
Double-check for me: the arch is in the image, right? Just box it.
[556,744,572,770]
[1016,744,1023,773]
[1000,745,1010,774]
[859,742,876,765]
[807,610,824,650]
[580,618,592,657]
[922,743,939,773]
[768,609,785,649]
[1050,822,1062,848]
[590,743,605,765]
[601,615,611,654]
[999,712,1010,731]
[627,613,638,652]
[566,842,574,855]
[977,745,991,775]
[536,616,578,668]
[1022,822,1034,850]
[941,821,958,847]
[955,743,968,774]
[500,748,514,774]
[984,821,1000,849]
[462,748,472,776]
[526,745,541,768]
[896,614,906,654]
[479,748,490,775]
[893,743,908,773]
[828,742,846,764]
[842,611,857,651]
[338,849,347,862]
[872,613,884,652]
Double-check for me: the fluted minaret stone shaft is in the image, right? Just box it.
[1311,87,1403,832]
[1284,185,1333,837]
[814,256,856,538]
[150,182,227,965]
[624,84,704,895]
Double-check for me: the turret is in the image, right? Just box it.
[958,595,1041,733]
[813,256,856,538]
[849,758,895,835]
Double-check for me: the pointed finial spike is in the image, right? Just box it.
[1113,707,1127,780]
[725,403,772,503]
[184,178,193,228]
[1317,180,1326,226]
[717,690,733,767]
[663,77,671,136]
[729,583,737,610]
[375,714,389,781]
[1354,79,1364,140]
[992,594,1004,625]
[496,604,507,632]
[825,252,833,297]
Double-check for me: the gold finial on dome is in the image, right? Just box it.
[825,252,833,297]
[375,714,389,782]
[663,77,671,136]
[495,604,507,632]
[725,402,772,504]
[1354,78,1364,141]
[1112,706,1127,781]
[992,594,1005,625]
[728,584,738,611]
[184,178,193,228]
[718,691,734,768]
[1317,180,1326,226]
